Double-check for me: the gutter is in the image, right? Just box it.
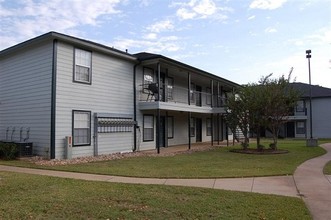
[50,39,58,159]
[133,61,141,151]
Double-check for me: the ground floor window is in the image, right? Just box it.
[206,118,212,136]
[143,115,154,141]
[190,117,195,137]
[296,121,306,134]
[167,116,174,139]
[73,110,91,146]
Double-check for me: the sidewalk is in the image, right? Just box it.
[0,164,299,197]
[1,143,331,219]
[293,143,331,220]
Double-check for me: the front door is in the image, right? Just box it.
[158,116,166,147]
[196,118,202,142]
[286,122,295,138]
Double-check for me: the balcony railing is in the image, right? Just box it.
[139,84,226,107]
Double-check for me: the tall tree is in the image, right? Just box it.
[225,72,299,150]
[261,73,300,149]
[225,92,250,149]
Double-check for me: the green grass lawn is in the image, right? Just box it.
[0,139,326,178]
[324,161,331,175]
[0,171,311,219]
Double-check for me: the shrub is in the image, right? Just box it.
[241,142,249,150]
[269,143,276,150]
[0,142,18,160]
[257,144,265,151]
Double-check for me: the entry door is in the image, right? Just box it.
[196,118,202,142]
[287,122,295,138]
[196,85,202,106]
[158,116,166,147]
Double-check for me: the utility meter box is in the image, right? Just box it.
[65,136,72,159]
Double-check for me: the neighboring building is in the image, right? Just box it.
[276,83,331,139]
[0,32,239,159]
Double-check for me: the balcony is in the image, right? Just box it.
[138,83,227,113]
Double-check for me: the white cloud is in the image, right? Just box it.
[139,0,150,7]
[177,8,197,19]
[249,0,287,10]
[146,20,174,33]
[265,27,277,33]
[112,35,181,53]
[0,0,121,50]
[248,15,256,20]
[192,0,217,17]
[143,33,158,40]
[174,0,229,20]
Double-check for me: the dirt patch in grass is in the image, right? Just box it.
[230,148,289,155]
[22,145,221,166]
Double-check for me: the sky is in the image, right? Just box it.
[1,0,330,87]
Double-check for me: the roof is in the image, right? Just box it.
[291,82,331,98]
[0,32,239,88]
[134,52,240,88]
[0,31,137,62]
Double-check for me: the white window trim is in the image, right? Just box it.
[73,110,91,146]
[74,48,92,84]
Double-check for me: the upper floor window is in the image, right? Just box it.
[143,68,154,85]
[190,83,195,103]
[74,48,92,84]
[296,100,305,112]
[167,77,174,101]
[206,87,211,105]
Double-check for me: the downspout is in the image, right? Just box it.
[133,61,141,152]
[188,72,191,150]
[50,39,58,159]
[156,62,161,154]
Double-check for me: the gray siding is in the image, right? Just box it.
[0,42,53,156]
[55,42,134,158]
[136,65,227,151]
[310,98,331,138]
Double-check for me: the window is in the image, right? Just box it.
[190,117,195,137]
[206,118,212,136]
[296,100,305,112]
[167,116,174,139]
[206,87,211,105]
[190,83,195,103]
[143,115,154,141]
[167,77,174,101]
[74,48,92,84]
[143,68,154,85]
[73,110,91,146]
[296,121,306,134]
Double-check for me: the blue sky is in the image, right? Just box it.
[1,0,330,87]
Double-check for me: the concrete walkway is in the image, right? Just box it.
[1,143,331,219]
[293,143,331,220]
[0,164,299,197]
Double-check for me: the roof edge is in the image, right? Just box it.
[0,31,137,62]
[134,52,240,88]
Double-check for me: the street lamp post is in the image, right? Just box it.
[306,50,318,147]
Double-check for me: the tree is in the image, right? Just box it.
[225,92,250,149]
[225,72,299,150]
[261,73,300,149]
